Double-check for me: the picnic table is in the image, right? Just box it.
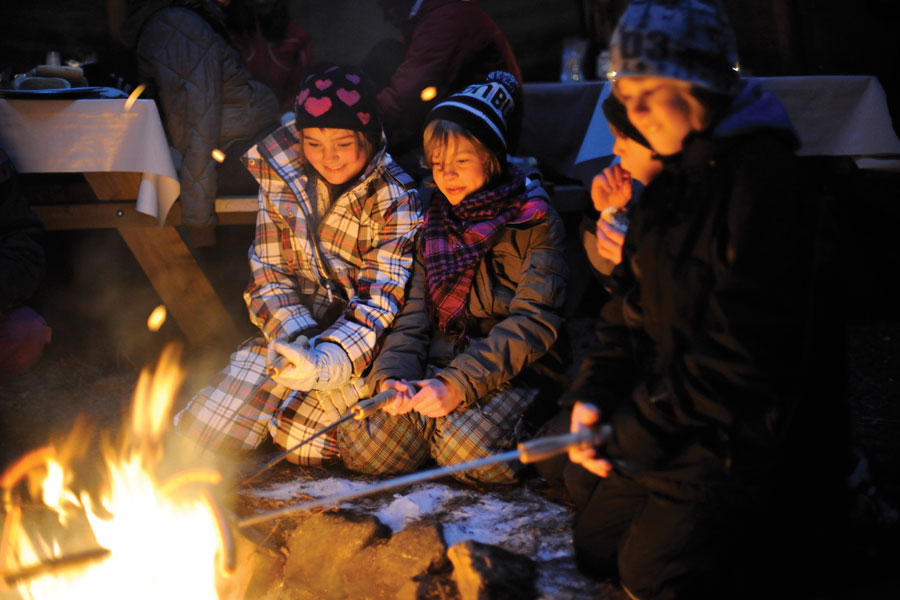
[0,96,248,347]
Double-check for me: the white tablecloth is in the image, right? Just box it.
[0,98,180,223]
[570,75,900,175]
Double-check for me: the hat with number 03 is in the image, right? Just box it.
[608,0,741,95]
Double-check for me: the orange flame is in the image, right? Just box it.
[0,344,230,599]
[147,305,167,332]
[420,86,437,102]
[123,84,146,111]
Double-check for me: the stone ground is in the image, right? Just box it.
[2,215,900,597]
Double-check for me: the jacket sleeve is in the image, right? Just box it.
[317,178,424,374]
[243,185,318,343]
[138,9,224,230]
[365,251,431,388]
[438,212,569,406]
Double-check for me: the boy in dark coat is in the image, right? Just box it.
[565,1,847,597]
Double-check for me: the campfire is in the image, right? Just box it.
[0,344,234,599]
[0,340,611,599]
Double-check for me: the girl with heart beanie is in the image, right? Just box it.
[175,64,424,466]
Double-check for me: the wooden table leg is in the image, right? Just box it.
[117,224,242,348]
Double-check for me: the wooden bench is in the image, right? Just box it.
[30,170,259,348]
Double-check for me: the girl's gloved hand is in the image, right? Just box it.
[270,340,352,392]
[267,335,307,376]
[306,379,365,422]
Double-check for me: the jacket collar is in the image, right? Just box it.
[245,124,388,205]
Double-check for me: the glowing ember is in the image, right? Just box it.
[123,84,146,111]
[147,305,167,332]
[211,149,226,163]
[0,345,230,599]
[420,86,437,102]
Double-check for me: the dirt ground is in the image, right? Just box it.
[2,220,900,597]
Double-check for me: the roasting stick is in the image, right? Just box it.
[236,389,399,489]
[0,548,112,587]
[236,425,613,529]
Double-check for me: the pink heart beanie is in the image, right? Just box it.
[293,64,381,133]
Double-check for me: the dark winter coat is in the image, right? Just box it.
[376,0,522,154]
[369,196,568,407]
[121,0,279,235]
[567,80,830,495]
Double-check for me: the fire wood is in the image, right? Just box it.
[448,540,537,600]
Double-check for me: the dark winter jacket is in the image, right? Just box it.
[0,148,44,313]
[567,80,828,494]
[376,0,522,154]
[121,0,280,237]
[369,192,568,407]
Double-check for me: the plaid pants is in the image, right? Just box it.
[174,336,344,464]
[337,381,537,485]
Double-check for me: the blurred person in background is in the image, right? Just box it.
[0,146,51,380]
[120,0,281,247]
[364,0,522,179]
[226,0,313,119]
[580,93,662,288]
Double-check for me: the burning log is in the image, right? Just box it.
[0,344,236,599]
[1,548,111,588]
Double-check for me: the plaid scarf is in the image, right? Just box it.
[421,169,538,338]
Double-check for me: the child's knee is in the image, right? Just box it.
[432,433,519,485]
[337,414,429,476]
[0,306,51,378]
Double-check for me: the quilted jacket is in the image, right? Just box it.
[121,0,280,235]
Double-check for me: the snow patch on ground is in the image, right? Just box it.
[249,476,371,501]
[247,476,606,599]
[372,484,457,531]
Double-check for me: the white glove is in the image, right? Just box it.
[266,335,307,375]
[270,340,352,392]
[306,378,368,422]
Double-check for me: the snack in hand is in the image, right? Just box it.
[600,206,629,235]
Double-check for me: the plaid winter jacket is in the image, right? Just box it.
[242,125,422,375]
